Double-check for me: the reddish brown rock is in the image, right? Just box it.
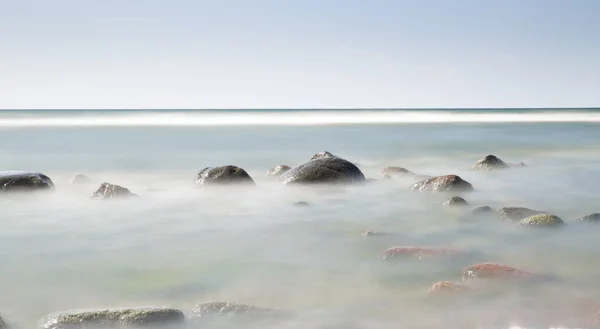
[410,175,473,192]
[379,246,462,260]
[462,263,537,281]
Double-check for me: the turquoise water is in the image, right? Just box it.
[1,109,600,328]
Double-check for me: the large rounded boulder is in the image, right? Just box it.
[92,183,137,199]
[39,308,185,329]
[195,165,255,187]
[410,175,473,192]
[518,213,564,227]
[0,171,54,192]
[278,156,365,186]
[266,165,291,177]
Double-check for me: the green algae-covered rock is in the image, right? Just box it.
[0,171,55,192]
[470,155,509,171]
[195,165,255,187]
[279,156,365,186]
[518,214,565,227]
[497,207,545,221]
[266,165,291,177]
[410,175,473,192]
[39,308,185,329]
[92,182,137,199]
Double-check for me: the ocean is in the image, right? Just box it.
[1,109,600,329]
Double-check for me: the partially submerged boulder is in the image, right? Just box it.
[471,205,493,214]
[195,166,255,187]
[576,213,600,222]
[278,156,365,186]
[443,196,469,207]
[310,151,335,161]
[293,201,309,207]
[497,207,545,221]
[519,213,564,227]
[69,174,93,185]
[428,281,470,296]
[471,155,508,171]
[92,182,137,199]
[0,171,54,192]
[462,263,537,282]
[410,175,473,192]
[39,308,185,329]
[266,165,291,177]
[188,302,289,325]
[379,246,462,260]
[381,167,415,177]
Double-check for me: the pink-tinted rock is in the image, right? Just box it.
[462,263,538,281]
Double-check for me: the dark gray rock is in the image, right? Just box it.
[293,201,309,207]
[410,175,473,192]
[471,155,509,171]
[39,308,185,329]
[497,207,546,221]
[278,156,365,186]
[0,315,6,329]
[576,213,600,222]
[195,166,255,187]
[266,165,291,177]
[0,171,54,192]
[442,196,469,207]
[310,151,335,161]
[471,205,493,214]
[518,214,565,227]
[92,182,137,199]
[69,174,92,185]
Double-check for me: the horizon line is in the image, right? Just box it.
[1,107,600,111]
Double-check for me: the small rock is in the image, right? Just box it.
[195,165,255,187]
[428,281,470,296]
[92,182,137,199]
[442,196,469,207]
[381,167,415,177]
[266,165,291,177]
[471,205,493,214]
[363,230,386,237]
[497,207,545,221]
[0,171,55,192]
[511,161,527,167]
[518,213,564,227]
[39,308,185,329]
[310,151,335,161]
[462,263,537,282]
[279,157,365,186]
[410,175,473,192]
[576,213,600,222]
[471,155,509,171]
[69,174,93,185]
[0,315,6,329]
[293,201,309,207]
[188,302,289,325]
[379,246,461,260]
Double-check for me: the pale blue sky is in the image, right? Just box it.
[1,0,599,109]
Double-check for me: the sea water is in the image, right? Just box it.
[1,109,600,329]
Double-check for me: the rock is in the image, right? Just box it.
[0,171,55,192]
[576,213,600,222]
[0,315,6,329]
[462,263,537,281]
[511,161,527,167]
[471,205,493,214]
[471,155,509,171]
[92,182,137,199]
[266,165,291,177]
[363,230,386,237]
[39,308,185,329]
[518,213,564,227]
[188,302,289,325]
[428,281,470,295]
[410,175,473,192]
[293,201,309,207]
[381,167,415,177]
[69,174,93,184]
[310,151,335,160]
[278,156,365,186]
[442,196,469,207]
[195,165,255,187]
[497,207,545,221]
[379,246,462,260]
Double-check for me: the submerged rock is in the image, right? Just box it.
[188,301,290,325]
[39,308,185,329]
[471,155,509,171]
[363,230,386,237]
[381,167,415,177]
[195,165,255,187]
[428,281,470,296]
[471,205,494,214]
[278,156,365,186]
[69,174,93,185]
[266,165,291,177]
[92,182,137,199]
[410,175,473,192]
[518,213,564,227]
[379,246,462,260]
[443,196,469,207]
[0,315,6,329]
[0,171,55,192]
[293,201,309,207]
[310,151,335,161]
[497,207,545,221]
[576,213,600,222]
[462,263,537,282]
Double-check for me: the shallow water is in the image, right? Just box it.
[1,110,600,328]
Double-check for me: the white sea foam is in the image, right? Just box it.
[0,110,599,127]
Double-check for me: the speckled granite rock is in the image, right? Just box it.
[518,213,564,227]
[195,166,255,187]
[92,183,137,199]
[410,175,473,192]
[39,308,185,329]
[266,165,291,177]
[310,151,335,160]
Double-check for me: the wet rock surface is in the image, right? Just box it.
[576,213,600,222]
[379,246,462,260]
[92,183,137,199]
[195,165,255,187]
[266,165,291,177]
[518,213,565,227]
[497,207,546,221]
[39,308,185,329]
[443,196,469,207]
[278,156,365,186]
[410,175,473,192]
[0,171,55,192]
[69,174,93,185]
[462,263,536,282]
[310,151,335,161]
[471,155,509,171]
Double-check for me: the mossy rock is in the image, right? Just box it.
[39,308,185,329]
[92,182,137,199]
[195,165,255,187]
[518,214,565,227]
[266,165,291,177]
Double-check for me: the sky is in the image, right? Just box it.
[1,0,599,109]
